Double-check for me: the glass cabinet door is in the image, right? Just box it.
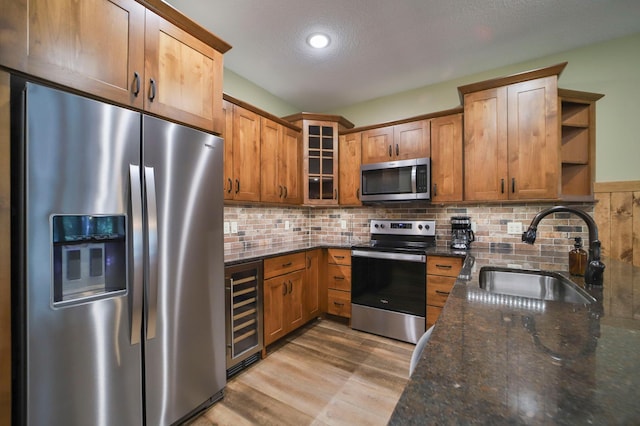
[306,122,338,204]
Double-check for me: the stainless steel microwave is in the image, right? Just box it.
[360,158,431,202]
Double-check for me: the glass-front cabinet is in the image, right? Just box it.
[283,113,354,205]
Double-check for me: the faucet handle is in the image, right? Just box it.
[585,259,605,287]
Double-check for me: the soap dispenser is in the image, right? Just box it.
[569,237,587,276]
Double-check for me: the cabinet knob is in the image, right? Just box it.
[227,178,232,194]
[279,185,284,198]
[433,183,437,197]
[282,282,287,295]
[396,144,399,156]
[235,179,240,194]
[512,178,516,193]
[501,178,505,194]
[388,145,392,157]
[284,186,288,198]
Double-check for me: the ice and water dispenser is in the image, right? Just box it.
[52,215,127,306]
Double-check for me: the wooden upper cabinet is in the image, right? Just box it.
[260,118,284,203]
[431,113,463,202]
[507,77,559,200]
[361,120,430,164]
[394,120,430,160]
[460,63,565,202]
[281,126,303,204]
[361,126,394,164]
[222,100,234,200]
[0,0,229,133]
[260,118,301,204]
[231,105,261,201]
[1,0,146,109]
[144,11,223,133]
[463,86,509,201]
[339,132,363,206]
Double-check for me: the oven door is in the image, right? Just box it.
[350,249,426,343]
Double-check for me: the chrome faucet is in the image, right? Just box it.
[522,206,605,286]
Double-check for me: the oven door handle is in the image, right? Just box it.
[351,249,426,263]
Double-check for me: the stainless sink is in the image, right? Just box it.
[479,267,595,304]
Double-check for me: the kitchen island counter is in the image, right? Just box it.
[390,251,640,424]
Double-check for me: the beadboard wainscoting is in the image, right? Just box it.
[595,181,640,266]
[224,202,594,259]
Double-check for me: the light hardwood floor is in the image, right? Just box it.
[188,319,414,426]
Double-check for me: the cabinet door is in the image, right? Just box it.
[263,276,287,346]
[394,120,430,160]
[282,127,302,204]
[431,114,463,202]
[1,0,146,109]
[304,250,321,321]
[144,11,223,133]
[361,126,394,164]
[338,132,362,206]
[222,100,234,200]
[286,270,305,331]
[232,106,261,201]
[507,77,559,200]
[464,86,509,201]
[304,121,338,205]
[260,118,283,203]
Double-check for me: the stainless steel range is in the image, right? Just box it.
[351,219,436,343]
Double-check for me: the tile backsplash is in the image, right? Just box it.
[224,202,593,256]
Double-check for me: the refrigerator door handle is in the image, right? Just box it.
[145,166,159,340]
[129,164,144,345]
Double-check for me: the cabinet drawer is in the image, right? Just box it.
[427,305,443,328]
[327,264,351,291]
[264,252,306,279]
[327,289,351,318]
[327,248,351,265]
[427,256,463,277]
[427,275,456,307]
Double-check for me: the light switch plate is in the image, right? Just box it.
[340,220,347,229]
[507,222,522,234]
[285,220,290,230]
[223,222,230,235]
[231,222,238,233]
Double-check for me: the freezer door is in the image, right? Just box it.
[22,83,143,425]
[142,115,226,425]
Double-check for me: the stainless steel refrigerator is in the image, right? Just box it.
[11,79,226,425]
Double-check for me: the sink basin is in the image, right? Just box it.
[479,267,595,304]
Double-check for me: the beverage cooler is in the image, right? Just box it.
[224,261,264,377]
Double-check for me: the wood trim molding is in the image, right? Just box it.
[340,106,464,135]
[223,93,301,131]
[594,181,640,193]
[457,62,567,96]
[281,112,355,130]
[139,0,232,53]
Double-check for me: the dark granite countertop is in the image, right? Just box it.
[390,250,640,425]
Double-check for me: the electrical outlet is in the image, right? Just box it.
[340,220,347,229]
[285,220,290,230]
[507,222,522,234]
[223,222,230,235]
[231,222,238,233]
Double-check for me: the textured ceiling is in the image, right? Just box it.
[166,0,640,112]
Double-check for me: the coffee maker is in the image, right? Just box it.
[450,216,475,250]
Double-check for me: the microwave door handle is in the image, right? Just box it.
[129,165,143,345]
[144,166,159,340]
[411,165,417,193]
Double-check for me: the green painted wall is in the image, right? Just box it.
[224,32,640,182]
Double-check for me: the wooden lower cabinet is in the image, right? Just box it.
[304,249,321,321]
[263,251,321,347]
[326,249,351,318]
[426,255,464,328]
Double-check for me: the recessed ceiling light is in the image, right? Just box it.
[307,33,330,49]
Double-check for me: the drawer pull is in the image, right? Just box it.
[335,255,345,259]
[435,264,452,269]
[282,262,292,267]
[333,301,345,306]
[333,276,344,280]
[435,290,450,296]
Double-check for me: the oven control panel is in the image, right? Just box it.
[370,219,436,236]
